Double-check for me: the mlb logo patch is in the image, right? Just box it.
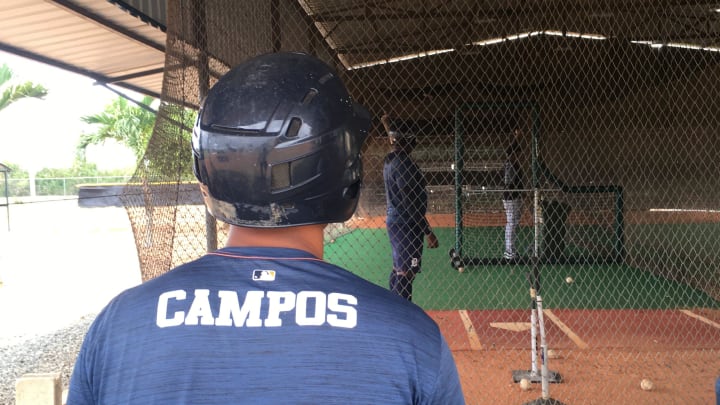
[252,270,276,281]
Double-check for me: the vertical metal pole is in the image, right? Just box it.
[271,0,281,52]
[3,171,9,231]
[531,104,553,399]
[454,108,465,257]
[615,187,625,262]
[192,0,217,252]
[531,104,541,258]
[534,190,540,257]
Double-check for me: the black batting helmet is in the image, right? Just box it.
[381,114,416,147]
[388,130,417,149]
[192,52,371,227]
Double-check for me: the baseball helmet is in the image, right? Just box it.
[388,130,416,147]
[192,51,371,227]
[382,114,416,147]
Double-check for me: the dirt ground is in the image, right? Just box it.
[453,348,719,405]
[426,307,720,404]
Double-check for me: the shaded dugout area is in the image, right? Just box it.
[117,2,720,404]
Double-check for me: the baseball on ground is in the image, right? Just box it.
[640,378,654,391]
[519,378,532,391]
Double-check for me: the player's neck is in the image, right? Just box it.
[224,223,327,259]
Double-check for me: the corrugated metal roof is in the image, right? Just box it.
[0,0,167,98]
[3,1,718,100]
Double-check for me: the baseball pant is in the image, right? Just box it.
[503,199,522,257]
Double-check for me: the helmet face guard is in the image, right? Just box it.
[383,117,416,149]
[192,52,371,227]
[388,131,417,149]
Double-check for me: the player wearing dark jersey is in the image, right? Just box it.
[68,52,464,405]
[503,130,524,260]
[381,114,439,301]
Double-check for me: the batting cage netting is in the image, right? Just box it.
[121,1,720,403]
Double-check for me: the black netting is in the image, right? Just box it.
[122,1,720,403]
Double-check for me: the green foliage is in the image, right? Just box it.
[0,63,49,111]
[3,162,28,178]
[143,102,197,181]
[78,96,198,181]
[1,161,132,197]
[38,162,98,178]
[78,95,157,162]
[2,163,29,196]
[0,63,10,84]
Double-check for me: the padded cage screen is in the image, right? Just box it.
[122,1,720,403]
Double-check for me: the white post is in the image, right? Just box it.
[28,170,36,197]
[15,373,62,405]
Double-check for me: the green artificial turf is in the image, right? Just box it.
[324,227,719,311]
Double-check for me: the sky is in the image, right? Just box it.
[0,50,138,171]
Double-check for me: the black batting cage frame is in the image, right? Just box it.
[448,101,625,270]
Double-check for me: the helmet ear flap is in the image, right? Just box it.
[342,181,361,199]
[191,112,204,183]
[192,151,202,183]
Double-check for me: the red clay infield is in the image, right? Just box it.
[427,308,720,404]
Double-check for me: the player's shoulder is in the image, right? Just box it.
[384,150,399,163]
[104,256,207,302]
[376,301,443,346]
[351,281,442,333]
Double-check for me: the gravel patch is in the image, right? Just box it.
[0,202,140,404]
[0,313,96,405]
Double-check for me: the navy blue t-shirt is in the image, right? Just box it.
[384,151,430,234]
[503,160,523,200]
[68,247,465,404]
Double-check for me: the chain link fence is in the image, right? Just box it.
[0,176,132,198]
[121,1,720,403]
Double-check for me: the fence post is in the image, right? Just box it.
[29,171,36,197]
[15,373,62,405]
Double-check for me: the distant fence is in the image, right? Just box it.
[79,182,203,208]
[1,176,132,198]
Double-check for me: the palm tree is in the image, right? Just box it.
[78,97,197,177]
[78,95,157,163]
[0,63,48,111]
[0,63,48,198]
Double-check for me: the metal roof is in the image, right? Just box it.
[3,1,719,100]
[298,0,720,70]
[0,0,167,98]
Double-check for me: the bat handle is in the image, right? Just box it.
[536,295,551,399]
